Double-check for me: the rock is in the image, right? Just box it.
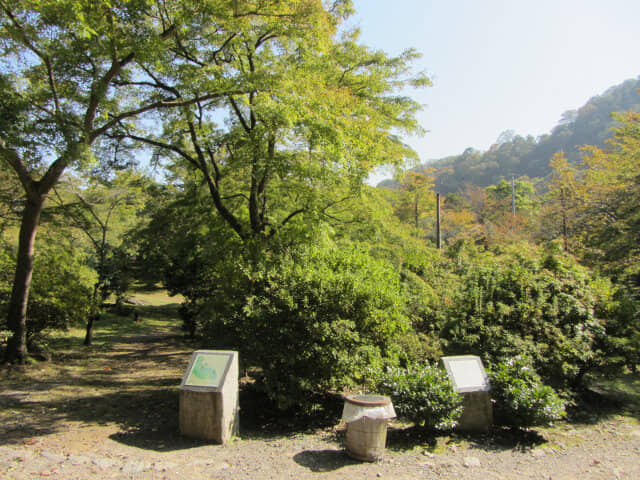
[40,452,66,463]
[463,456,481,468]
[121,460,148,474]
[531,449,546,458]
[92,458,117,469]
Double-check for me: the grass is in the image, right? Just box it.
[127,289,184,307]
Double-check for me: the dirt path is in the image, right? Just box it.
[1,326,640,479]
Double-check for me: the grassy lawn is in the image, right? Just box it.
[42,289,184,352]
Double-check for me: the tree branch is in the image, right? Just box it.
[84,52,135,135]
[228,96,252,134]
[279,208,306,228]
[91,90,248,141]
[0,142,38,202]
[121,132,200,170]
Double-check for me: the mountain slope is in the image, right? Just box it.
[380,77,640,193]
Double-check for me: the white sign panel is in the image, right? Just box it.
[441,355,490,393]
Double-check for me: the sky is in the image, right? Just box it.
[347,0,640,183]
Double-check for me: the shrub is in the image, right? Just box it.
[489,356,566,428]
[376,362,463,430]
[1,238,95,347]
[200,242,411,411]
[438,244,616,393]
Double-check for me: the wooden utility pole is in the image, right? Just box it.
[511,177,516,217]
[436,193,442,250]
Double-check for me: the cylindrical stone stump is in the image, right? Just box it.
[345,416,389,462]
[342,394,395,462]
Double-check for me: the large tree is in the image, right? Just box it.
[121,1,429,245]
[0,0,245,362]
[578,111,640,288]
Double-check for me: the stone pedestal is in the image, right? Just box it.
[458,390,493,433]
[441,355,493,433]
[178,350,238,444]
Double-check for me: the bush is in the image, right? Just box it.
[376,362,463,430]
[200,242,411,411]
[1,237,95,347]
[438,244,616,393]
[489,356,566,428]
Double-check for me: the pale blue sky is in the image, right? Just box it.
[348,0,640,181]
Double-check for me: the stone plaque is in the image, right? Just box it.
[441,355,490,393]
[179,350,239,443]
[441,355,492,432]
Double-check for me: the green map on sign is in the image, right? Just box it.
[184,353,230,387]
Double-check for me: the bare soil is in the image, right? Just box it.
[1,315,639,480]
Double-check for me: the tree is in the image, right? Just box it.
[544,151,581,252]
[395,170,436,237]
[122,2,428,247]
[578,111,640,289]
[52,171,150,345]
[0,0,238,362]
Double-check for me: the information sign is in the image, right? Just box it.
[441,355,490,393]
[180,350,235,391]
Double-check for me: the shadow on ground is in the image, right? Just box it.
[236,383,344,441]
[293,449,359,472]
[386,424,546,454]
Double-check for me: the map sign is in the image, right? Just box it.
[182,351,234,390]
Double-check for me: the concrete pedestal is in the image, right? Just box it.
[457,390,493,433]
[441,355,493,433]
[179,389,237,443]
[178,350,238,444]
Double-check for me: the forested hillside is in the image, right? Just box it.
[380,77,640,193]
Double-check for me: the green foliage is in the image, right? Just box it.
[486,179,536,212]
[489,356,567,428]
[376,362,463,430]
[577,111,640,294]
[1,237,95,346]
[438,243,618,393]
[198,242,410,410]
[594,288,640,372]
[130,2,428,244]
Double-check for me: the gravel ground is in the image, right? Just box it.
[2,328,639,480]
[1,417,639,480]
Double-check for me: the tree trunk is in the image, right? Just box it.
[4,198,44,363]
[84,313,98,346]
[84,279,103,346]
